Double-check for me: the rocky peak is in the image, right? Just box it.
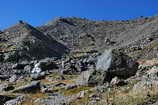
[0,21,69,62]
[45,17,81,26]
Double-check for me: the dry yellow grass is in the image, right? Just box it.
[102,86,158,105]
[64,86,93,96]
[41,78,75,85]
[137,59,158,66]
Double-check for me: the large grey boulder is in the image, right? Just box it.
[77,49,138,85]
[96,49,138,80]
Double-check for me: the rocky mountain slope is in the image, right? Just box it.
[39,15,158,59]
[1,15,158,105]
[0,22,68,62]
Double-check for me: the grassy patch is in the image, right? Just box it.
[64,86,93,96]
[102,85,158,105]
[145,41,158,49]
[70,95,90,105]
[64,74,79,80]
[41,72,77,86]
[0,42,17,52]
[127,42,158,57]
[41,78,74,86]
[14,77,32,88]
[21,92,48,105]
[128,50,143,57]
[69,87,99,105]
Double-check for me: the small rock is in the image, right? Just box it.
[146,66,158,76]
[24,65,32,74]
[65,84,77,90]
[110,77,126,86]
[0,54,4,62]
[76,91,85,99]
[41,85,49,93]
[4,96,25,105]
[12,81,41,93]
[0,95,15,104]
[9,75,18,83]
[31,66,42,74]
[31,71,46,80]
[4,51,19,62]
[38,93,68,105]
[152,101,158,105]
[0,83,14,92]
[133,77,158,91]
[110,77,120,85]
[89,94,101,101]
[77,69,107,86]
[54,83,66,87]
[20,60,30,65]
[0,75,10,80]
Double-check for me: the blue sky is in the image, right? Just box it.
[0,0,157,29]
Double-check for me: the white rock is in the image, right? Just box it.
[31,67,41,74]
